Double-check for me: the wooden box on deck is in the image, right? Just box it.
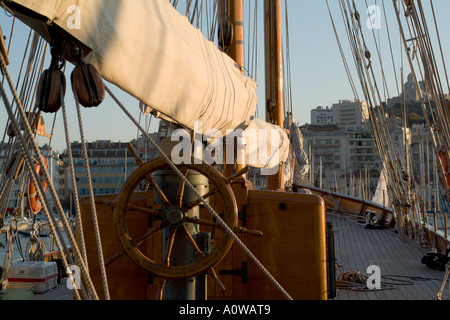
[78,181,328,300]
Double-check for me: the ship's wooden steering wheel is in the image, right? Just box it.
[113,155,242,281]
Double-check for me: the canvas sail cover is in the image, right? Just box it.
[3,0,289,168]
[372,170,389,207]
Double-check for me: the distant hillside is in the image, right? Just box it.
[387,101,427,126]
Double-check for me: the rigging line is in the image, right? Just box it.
[0,35,45,199]
[338,0,367,101]
[407,2,450,145]
[204,0,210,40]
[365,51,404,175]
[381,0,401,98]
[404,2,440,129]
[416,2,450,142]
[0,52,97,300]
[105,84,294,301]
[340,0,404,199]
[416,1,447,104]
[74,93,110,301]
[326,0,360,101]
[22,41,46,116]
[363,0,391,102]
[252,0,258,81]
[20,33,41,108]
[429,0,450,95]
[0,30,32,154]
[210,0,219,42]
[0,64,84,301]
[136,106,142,142]
[245,0,251,78]
[392,0,448,198]
[411,4,446,124]
[186,0,192,19]
[339,1,375,113]
[62,100,88,270]
[5,16,15,55]
[191,0,200,28]
[246,0,251,78]
[338,0,374,118]
[283,0,292,114]
[344,16,407,185]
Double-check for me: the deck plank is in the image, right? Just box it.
[328,212,449,300]
[11,212,450,301]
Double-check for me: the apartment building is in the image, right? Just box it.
[61,135,159,205]
[311,106,334,125]
[310,100,369,126]
[301,124,380,194]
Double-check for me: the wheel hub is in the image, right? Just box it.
[164,206,186,227]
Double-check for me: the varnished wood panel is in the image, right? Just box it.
[246,190,328,300]
[78,192,150,300]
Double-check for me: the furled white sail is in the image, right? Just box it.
[372,170,389,207]
[3,0,289,168]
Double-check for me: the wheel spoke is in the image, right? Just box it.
[225,166,250,184]
[163,227,177,267]
[106,222,166,266]
[156,278,167,300]
[104,249,125,267]
[183,187,218,212]
[94,199,162,218]
[185,216,222,229]
[208,267,226,292]
[125,203,163,218]
[175,168,189,207]
[113,156,237,280]
[127,143,144,167]
[182,167,249,212]
[180,225,206,260]
[147,174,172,208]
[132,221,167,248]
[176,227,227,292]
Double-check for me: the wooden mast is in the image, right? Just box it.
[220,0,247,179]
[228,0,245,76]
[264,0,285,191]
[230,0,247,179]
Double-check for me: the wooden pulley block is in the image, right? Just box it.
[35,66,66,113]
[0,25,9,65]
[71,62,105,108]
[218,21,234,52]
[7,123,15,137]
[404,0,413,7]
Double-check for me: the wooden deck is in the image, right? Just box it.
[14,212,450,301]
[328,212,450,300]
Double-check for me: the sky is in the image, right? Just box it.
[0,0,449,153]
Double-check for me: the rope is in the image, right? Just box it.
[336,270,396,291]
[25,232,46,262]
[61,94,88,268]
[0,52,94,300]
[105,85,294,301]
[74,93,110,300]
